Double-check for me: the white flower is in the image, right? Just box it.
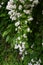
[25,51,27,55]
[18,44,21,48]
[27,28,30,32]
[21,55,24,60]
[28,62,32,65]
[13,4,16,9]
[17,37,21,40]
[18,5,22,10]
[33,0,39,5]
[17,13,21,18]
[10,0,14,3]
[23,10,30,14]
[28,17,33,21]
[31,43,34,48]
[8,11,12,15]
[6,0,16,10]
[19,51,22,54]
[31,59,35,62]
[15,21,20,27]
[22,42,25,45]
[42,42,43,46]
[22,44,25,49]
[39,59,41,63]
[25,20,27,24]
[12,16,16,20]
[15,44,19,49]
[31,4,34,8]
[36,61,39,64]
[23,34,27,38]
[18,26,21,30]
[1,2,4,5]
[20,49,23,52]
[15,28,18,31]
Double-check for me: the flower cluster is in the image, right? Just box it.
[15,42,25,54]
[28,58,41,65]
[6,0,39,60]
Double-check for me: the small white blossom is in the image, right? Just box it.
[18,5,22,10]
[21,54,24,60]
[17,37,21,40]
[31,43,34,48]
[22,44,25,49]
[31,4,34,8]
[31,59,35,62]
[1,2,4,5]
[12,16,16,21]
[17,13,21,18]
[19,51,22,55]
[23,10,30,14]
[15,44,19,49]
[38,59,41,63]
[18,26,21,30]
[42,42,43,46]
[27,28,30,32]
[28,17,33,21]
[22,42,25,45]
[15,28,18,31]
[25,51,27,55]
[23,34,27,38]
[13,4,16,9]
[33,0,39,5]
[15,21,20,27]
[25,20,27,24]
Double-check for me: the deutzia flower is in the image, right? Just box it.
[15,21,20,27]
[12,16,16,21]
[18,5,22,10]
[42,42,43,46]
[23,34,27,38]
[1,2,4,5]
[15,28,18,31]
[28,17,33,21]
[25,20,27,24]
[21,54,24,60]
[28,62,32,65]
[17,37,21,40]
[33,0,39,5]
[15,44,19,49]
[31,59,35,62]
[27,28,30,32]
[23,10,30,14]
[25,51,27,55]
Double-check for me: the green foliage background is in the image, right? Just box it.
[0,0,43,65]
